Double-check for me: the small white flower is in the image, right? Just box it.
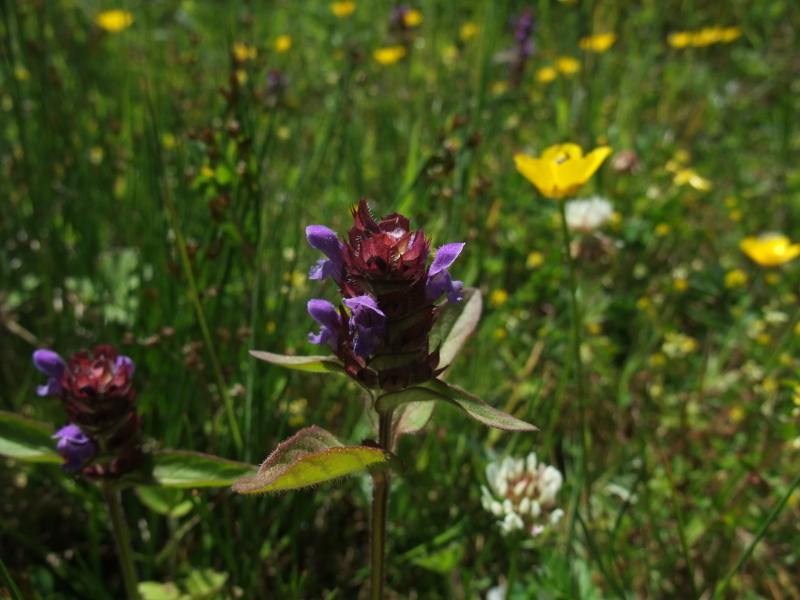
[565,196,614,233]
[480,451,564,537]
[487,584,507,600]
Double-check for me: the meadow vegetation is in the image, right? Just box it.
[1,0,799,598]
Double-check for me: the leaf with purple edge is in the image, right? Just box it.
[430,287,482,369]
[249,351,347,375]
[233,426,402,494]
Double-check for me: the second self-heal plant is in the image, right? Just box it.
[0,345,258,600]
[239,199,537,599]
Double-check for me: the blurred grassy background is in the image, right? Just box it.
[1,0,799,598]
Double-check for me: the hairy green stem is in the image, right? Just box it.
[101,482,139,600]
[370,410,393,600]
[558,201,591,492]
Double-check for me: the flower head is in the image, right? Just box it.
[481,452,564,537]
[331,1,356,17]
[33,345,142,478]
[579,32,616,53]
[95,10,134,32]
[555,56,581,75]
[515,143,612,199]
[306,199,464,390]
[564,196,614,233]
[274,35,292,53]
[740,234,800,267]
[52,425,95,471]
[373,46,407,65]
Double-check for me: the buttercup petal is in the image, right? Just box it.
[541,143,584,162]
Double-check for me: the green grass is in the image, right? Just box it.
[2,0,799,598]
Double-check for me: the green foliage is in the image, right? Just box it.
[0,411,60,463]
[1,0,799,598]
[151,451,257,488]
[233,426,402,494]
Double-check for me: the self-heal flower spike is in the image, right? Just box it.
[306,199,464,390]
[514,143,612,200]
[52,424,95,472]
[33,345,143,479]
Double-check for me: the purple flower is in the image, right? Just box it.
[52,424,94,471]
[308,299,340,348]
[32,349,66,397]
[343,296,387,358]
[426,243,465,304]
[307,225,345,284]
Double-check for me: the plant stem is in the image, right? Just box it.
[558,201,591,490]
[370,410,393,600]
[506,534,520,598]
[101,482,140,600]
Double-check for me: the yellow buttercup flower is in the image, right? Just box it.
[724,269,747,289]
[579,32,616,53]
[232,42,257,62]
[460,22,478,42]
[720,26,742,42]
[668,31,693,49]
[535,66,557,83]
[403,9,423,27]
[274,35,292,53]
[331,1,356,17]
[673,168,712,191]
[555,56,581,76]
[514,143,612,200]
[740,234,800,267]
[373,45,406,65]
[95,10,134,32]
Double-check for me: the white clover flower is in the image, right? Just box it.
[481,452,564,537]
[486,584,507,600]
[564,196,614,233]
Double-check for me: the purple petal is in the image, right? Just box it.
[308,299,340,347]
[306,226,344,283]
[306,226,341,258]
[37,379,64,397]
[344,296,386,358]
[426,269,463,304]
[116,355,135,375]
[52,424,94,471]
[32,349,65,379]
[429,243,465,276]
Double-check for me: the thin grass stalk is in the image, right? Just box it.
[557,201,591,493]
[713,469,800,599]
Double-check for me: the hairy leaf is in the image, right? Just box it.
[393,402,436,440]
[151,450,257,488]
[0,411,61,463]
[430,287,482,368]
[233,426,401,494]
[250,350,346,374]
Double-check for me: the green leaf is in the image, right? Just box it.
[427,380,538,431]
[151,450,257,488]
[411,541,465,574]
[135,486,193,518]
[430,287,482,368]
[249,351,346,374]
[375,382,537,431]
[233,426,401,494]
[393,401,436,441]
[0,411,61,463]
[138,582,182,600]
